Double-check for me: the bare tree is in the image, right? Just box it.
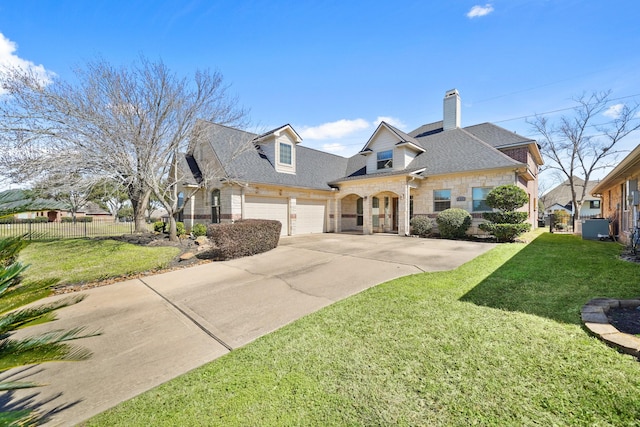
[88,178,129,222]
[0,55,246,238]
[147,120,258,239]
[529,91,640,218]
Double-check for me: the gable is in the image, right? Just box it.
[360,123,424,174]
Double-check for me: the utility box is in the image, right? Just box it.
[581,218,610,240]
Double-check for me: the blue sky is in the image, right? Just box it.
[1,0,639,185]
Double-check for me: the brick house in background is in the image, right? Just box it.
[177,89,543,236]
[591,144,640,244]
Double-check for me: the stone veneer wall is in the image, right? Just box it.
[411,170,525,234]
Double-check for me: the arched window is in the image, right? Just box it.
[211,189,221,224]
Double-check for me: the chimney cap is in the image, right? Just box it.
[445,89,459,98]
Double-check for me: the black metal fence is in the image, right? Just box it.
[0,220,152,240]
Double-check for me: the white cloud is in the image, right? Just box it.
[467,4,494,18]
[373,116,407,129]
[299,118,370,140]
[603,103,624,119]
[0,33,54,94]
[321,143,347,153]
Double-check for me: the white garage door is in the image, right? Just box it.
[244,196,289,235]
[296,199,326,234]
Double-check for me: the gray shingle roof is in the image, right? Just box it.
[186,120,537,189]
[199,122,349,190]
[408,127,525,176]
[463,123,536,148]
[541,177,600,207]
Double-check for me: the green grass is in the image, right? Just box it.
[86,232,640,426]
[19,239,180,285]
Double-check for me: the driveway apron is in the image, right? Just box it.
[6,234,495,426]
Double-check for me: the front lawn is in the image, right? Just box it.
[87,233,640,426]
[19,239,180,286]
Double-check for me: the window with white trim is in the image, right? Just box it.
[377,150,393,169]
[279,142,292,165]
[434,189,451,212]
[472,187,492,212]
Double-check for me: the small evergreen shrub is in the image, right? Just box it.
[153,221,165,233]
[479,223,531,242]
[205,219,281,260]
[61,217,73,223]
[410,215,435,237]
[176,222,186,237]
[479,185,531,242]
[192,223,207,237]
[436,208,472,239]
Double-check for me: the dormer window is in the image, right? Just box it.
[279,142,292,165]
[377,150,393,170]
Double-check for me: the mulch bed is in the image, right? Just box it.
[608,307,640,335]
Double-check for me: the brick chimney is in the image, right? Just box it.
[443,89,461,131]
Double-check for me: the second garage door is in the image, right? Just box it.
[244,196,289,235]
[296,199,326,234]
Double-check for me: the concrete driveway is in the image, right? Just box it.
[7,233,495,426]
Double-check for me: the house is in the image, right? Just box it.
[591,144,640,244]
[540,177,602,220]
[0,189,69,221]
[177,89,543,236]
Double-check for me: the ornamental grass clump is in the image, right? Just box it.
[436,208,472,239]
[479,184,531,242]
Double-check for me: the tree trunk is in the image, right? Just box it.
[167,215,178,242]
[130,188,151,233]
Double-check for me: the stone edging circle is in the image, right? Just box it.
[581,298,640,358]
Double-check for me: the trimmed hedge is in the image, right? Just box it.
[410,215,435,237]
[479,223,531,242]
[61,216,94,223]
[0,216,49,224]
[436,208,472,239]
[205,219,281,260]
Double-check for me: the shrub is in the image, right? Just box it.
[479,223,531,242]
[192,223,207,237]
[479,185,531,242]
[410,216,434,237]
[153,221,166,233]
[485,184,529,211]
[61,217,73,223]
[176,221,186,237]
[205,219,281,260]
[436,208,472,239]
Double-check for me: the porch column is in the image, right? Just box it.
[398,183,410,236]
[363,195,372,235]
[189,196,195,230]
[335,197,342,233]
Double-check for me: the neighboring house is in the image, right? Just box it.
[1,189,69,221]
[540,177,602,219]
[81,201,113,222]
[591,144,640,244]
[177,89,543,236]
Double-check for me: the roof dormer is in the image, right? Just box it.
[359,122,425,174]
[253,124,302,174]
